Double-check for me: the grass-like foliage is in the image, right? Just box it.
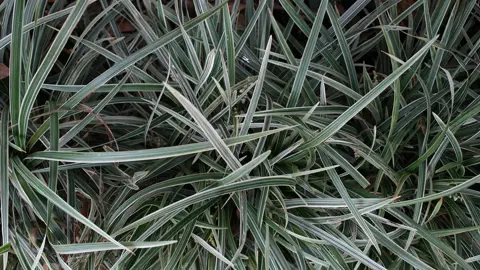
[0,0,480,269]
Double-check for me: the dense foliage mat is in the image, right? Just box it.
[0,0,480,269]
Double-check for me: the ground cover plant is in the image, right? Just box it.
[0,0,480,269]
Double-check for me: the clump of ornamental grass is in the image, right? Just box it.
[0,0,479,269]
